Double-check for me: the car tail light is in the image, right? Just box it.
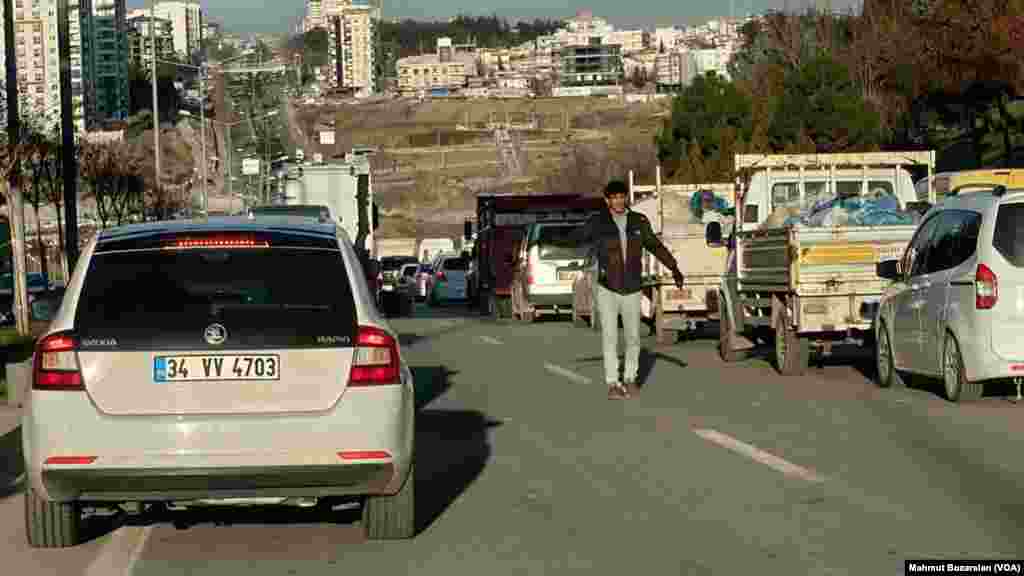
[527,259,534,285]
[337,450,391,461]
[163,234,269,250]
[436,270,446,281]
[44,456,96,465]
[976,263,998,309]
[33,332,83,390]
[349,326,400,386]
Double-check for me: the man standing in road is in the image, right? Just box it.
[569,180,685,399]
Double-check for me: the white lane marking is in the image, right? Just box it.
[125,525,153,575]
[479,335,503,345]
[694,428,825,483]
[84,524,153,576]
[543,362,593,386]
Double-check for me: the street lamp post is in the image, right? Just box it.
[155,50,253,216]
[180,109,277,214]
[151,0,160,219]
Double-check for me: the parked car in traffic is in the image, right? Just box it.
[414,263,433,301]
[875,178,1024,402]
[427,253,470,305]
[23,215,416,547]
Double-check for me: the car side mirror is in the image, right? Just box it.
[743,205,758,224]
[30,292,62,323]
[464,219,473,241]
[876,259,900,280]
[705,221,723,247]
[905,201,931,215]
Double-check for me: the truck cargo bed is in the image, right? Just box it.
[735,225,915,333]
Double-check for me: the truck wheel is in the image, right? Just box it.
[719,306,740,363]
[655,315,673,345]
[874,321,904,389]
[943,333,983,403]
[363,463,416,540]
[25,488,82,548]
[774,325,809,376]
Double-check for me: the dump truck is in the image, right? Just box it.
[465,193,606,318]
[718,151,936,375]
[631,170,736,344]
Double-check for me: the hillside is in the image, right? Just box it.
[287,96,670,239]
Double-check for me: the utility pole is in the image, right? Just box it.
[150,0,161,217]
[5,0,30,335]
[4,0,18,281]
[199,63,208,215]
[57,0,79,273]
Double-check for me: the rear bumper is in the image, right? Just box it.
[42,462,397,502]
[24,378,415,502]
[526,292,574,308]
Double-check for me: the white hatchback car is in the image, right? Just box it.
[875,183,1024,402]
[23,216,416,547]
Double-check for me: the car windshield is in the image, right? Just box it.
[534,225,587,260]
[75,248,358,350]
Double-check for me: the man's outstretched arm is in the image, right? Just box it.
[638,215,684,287]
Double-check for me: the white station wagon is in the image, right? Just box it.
[23,216,416,547]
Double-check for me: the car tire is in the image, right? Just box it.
[25,488,82,549]
[874,321,904,389]
[363,463,415,540]
[943,333,983,403]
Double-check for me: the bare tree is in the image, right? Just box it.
[80,142,146,228]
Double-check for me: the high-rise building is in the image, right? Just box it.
[80,0,131,126]
[126,13,175,73]
[0,0,96,132]
[326,1,375,96]
[152,0,202,60]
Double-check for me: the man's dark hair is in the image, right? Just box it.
[604,180,628,197]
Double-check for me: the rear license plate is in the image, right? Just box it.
[154,355,280,382]
[382,284,394,291]
[667,288,692,301]
[558,270,579,282]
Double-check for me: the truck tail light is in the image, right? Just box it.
[976,263,998,309]
[34,332,83,390]
[349,326,400,386]
[436,270,446,281]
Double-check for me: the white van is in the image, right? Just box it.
[510,220,589,321]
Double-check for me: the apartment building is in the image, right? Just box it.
[396,38,475,96]
[559,38,623,87]
[325,1,375,96]
[126,13,175,72]
[152,0,202,60]
[78,0,130,126]
[0,0,90,131]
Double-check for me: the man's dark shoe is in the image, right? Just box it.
[608,383,629,400]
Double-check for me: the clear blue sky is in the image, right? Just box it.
[127,1,863,35]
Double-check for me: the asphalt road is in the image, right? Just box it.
[3,303,1024,575]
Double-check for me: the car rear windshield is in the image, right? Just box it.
[535,225,587,260]
[75,248,358,351]
[442,257,469,271]
[993,203,1024,267]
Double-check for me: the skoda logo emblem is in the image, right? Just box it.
[204,323,227,345]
